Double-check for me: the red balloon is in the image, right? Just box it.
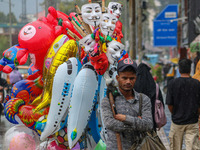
[57,11,83,39]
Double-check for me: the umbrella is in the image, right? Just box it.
[190,34,200,52]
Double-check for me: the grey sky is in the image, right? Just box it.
[0,0,44,20]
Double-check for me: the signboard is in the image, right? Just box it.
[153,4,178,47]
[153,20,178,47]
[155,4,178,20]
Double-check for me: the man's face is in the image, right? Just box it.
[79,34,96,53]
[108,2,123,18]
[106,40,124,65]
[100,13,118,36]
[116,71,136,92]
[81,3,102,27]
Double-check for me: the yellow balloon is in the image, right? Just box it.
[43,34,69,78]
[32,35,68,106]
[193,60,200,81]
[34,40,78,112]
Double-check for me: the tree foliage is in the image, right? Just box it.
[57,0,88,15]
[0,11,17,23]
[0,35,9,59]
[0,12,7,23]
[6,12,18,23]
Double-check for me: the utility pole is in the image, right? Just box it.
[124,0,127,49]
[177,0,182,52]
[21,0,27,23]
[129,0,136,59]
[9,0,12,47]
[137,0,143,63]
[36,0,38,19]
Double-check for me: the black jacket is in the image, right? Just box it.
[134,63,164,130]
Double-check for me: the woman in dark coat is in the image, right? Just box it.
[134,63,164,131]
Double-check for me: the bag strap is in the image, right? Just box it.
[156,83,159,99]
[138,93,143,116]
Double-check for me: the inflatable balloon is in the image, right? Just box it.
[9,133,37,150]
[43,34,70,78]
[0,6,64,75]
[3,124,40,150]
[47,140,80,150]
[0,45,28,73]
[67,62,98,149]
[4,97,49,131]
[57,11,83,40]
[40,57,81,140]
[1,3,130,149]
[30,35,69,106]
[94,139,106,150]
[10,76,43,104]
[34,40,78,112]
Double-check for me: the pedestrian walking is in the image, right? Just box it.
[166,58,200,150]
[0,73,8,117]
[134,63,165,131]
[101,58,153,150]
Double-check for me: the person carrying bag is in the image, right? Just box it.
[129,94,166,150]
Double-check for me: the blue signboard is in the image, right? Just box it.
[153,4,178,47]
[155,4,178,20]
[153,20,178,47]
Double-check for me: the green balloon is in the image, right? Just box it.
[94,139,106,150]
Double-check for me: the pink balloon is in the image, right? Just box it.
[47,141,80,150]
[71,143,80,150]
[9,133,36,150]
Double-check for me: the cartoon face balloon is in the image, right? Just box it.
[100,13,118,36]
[108,2,123,18]
[79,34,96,53]
[81,3,102,27]
[107,40,125,65]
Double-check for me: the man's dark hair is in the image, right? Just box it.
[178,58,192,74]
[117,66,136,74]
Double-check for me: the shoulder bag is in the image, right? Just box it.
[129,94,167,150]
[155,83,167,130]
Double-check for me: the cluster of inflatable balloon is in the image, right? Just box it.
[1,2,129,150]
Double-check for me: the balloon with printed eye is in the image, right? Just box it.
[106,40,125,65]
[79,34,96,53]
[90,53,109,75]
[81,3,102,27]
[108,2,123,19]
[100,13,118,36]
